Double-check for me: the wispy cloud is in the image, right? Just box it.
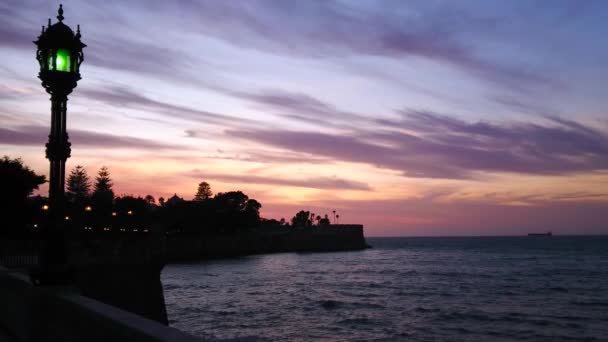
[225,89,370,128]
[0,125,181,150]
[227,111,608,179]
[188,169,371,191]
[179,1,557,90]
[80,85,259,127]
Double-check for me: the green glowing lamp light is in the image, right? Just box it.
[48,49,71,72]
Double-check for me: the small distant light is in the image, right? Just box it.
[84,206,92,212]
[143,229,149,233]
[64,216,70,221]
[42,204,49,211]
[33,224,38,228]
[133,228,139,232]
[112,212,117,216]
[127,210,133,215]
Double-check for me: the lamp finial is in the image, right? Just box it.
[57,4,64,22]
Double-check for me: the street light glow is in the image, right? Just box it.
[42,204,49,211]
[55,49,71,72]
[85,206,92,212]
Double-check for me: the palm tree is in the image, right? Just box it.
[336,214,340,224]
[332,210,336,224]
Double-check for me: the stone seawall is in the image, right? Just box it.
[166,224,369,261]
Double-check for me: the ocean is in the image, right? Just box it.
[162,236,608,341]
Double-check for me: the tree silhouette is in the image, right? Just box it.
[320,214,330,226]
[291,210,312,227]
[213,191,261,230]
[244,198,262,224]
[0,156,45,234]
[158,197,165,206]
[194,181,212,201]
[144,194,156,204]
[0,156,46,200]
[66,165,91,203]
[91,166,114,217]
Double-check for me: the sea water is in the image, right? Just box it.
[162,236,608,341]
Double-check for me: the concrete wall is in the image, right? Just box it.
[0,267,204,342]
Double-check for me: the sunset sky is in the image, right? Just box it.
[2,1,608,236]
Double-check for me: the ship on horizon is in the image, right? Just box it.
[527,231,553,237]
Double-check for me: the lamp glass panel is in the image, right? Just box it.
[55,49,71,72]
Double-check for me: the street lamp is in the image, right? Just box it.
[34,4,85,204]
[33,4,85,282]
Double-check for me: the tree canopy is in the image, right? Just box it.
[91,166,115,216]
[0,156,46,201]
[0,157,45,235]
[66,165,91,203]
[291,210,312,227]
[194,181,212,201]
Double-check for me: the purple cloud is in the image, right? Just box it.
[80,85,259,127]
[226,89,368,127]
[226,111,608,179]
[188,169,371,191]
[0,125,180,150]
[181,1,556,90]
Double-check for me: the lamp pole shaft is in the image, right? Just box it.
[46,94,71,204]
[43,93,71,268]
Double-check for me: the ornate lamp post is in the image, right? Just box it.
[33,4,85,279]
[35,4,85,203]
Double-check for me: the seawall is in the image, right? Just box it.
[0,266,203,342]
[166,224,369,261]
[1,236,170,326]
